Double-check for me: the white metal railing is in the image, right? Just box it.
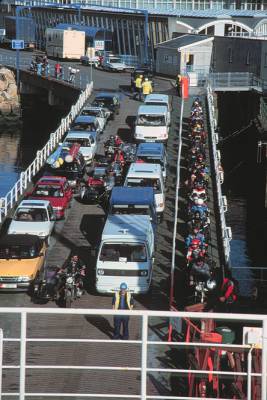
[209,72,262,91]
[0,54,89,89]
[0,82,93,223]
[206,85,232,264]
[0,308,266,399]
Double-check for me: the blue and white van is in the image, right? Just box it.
[124,163,165,217]
[96,214,155,294]
[136,142,167,181]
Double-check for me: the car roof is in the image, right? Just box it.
[82,106,102,112]
[110,187,154,206]
[137,143,165,157]
[102,214,151,241]
[95,92,119,99]
[18,200,50,208]
[38,176,66,185]
[0,234,43,247]
[74,115,96,123]
[138,105,168,114]
[145,94,169,103]
[66,131,96,139]
[127,162,162,176]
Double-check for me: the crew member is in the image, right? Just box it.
[112,282,134,339]
[142,77,153,100]
[134,74,143,101]
[176,73,182,96]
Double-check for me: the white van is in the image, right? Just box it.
[134,105,169,143]
[96,214,155,294]
[144,94,171,124]
[124,163,165,217]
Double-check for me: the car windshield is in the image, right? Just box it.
[110,58,121,63]
[14,207,48,222]
[137,156,163,166]
[99,243,147,262]
[0,244,38,259]
[71,122,95,131]
[81,110,99,117]
[66,138,91,147]
[111,205,151,216]
[145,102,167,108]
[32,185,64,198]
[137,115,166,126]
[95,98,115,106]
[126,178,161,193]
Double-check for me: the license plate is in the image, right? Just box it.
[146,139,155,142]
[0,283,17,289]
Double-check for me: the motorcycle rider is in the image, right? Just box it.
[56,255,86,298]
[189,198,209,219]
[114,149,125,166]
[186,239,207,263]
[189,257,212,285]
[185,227,206,249]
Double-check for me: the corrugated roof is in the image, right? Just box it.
[56,23,108,38]
[156,34,209,49]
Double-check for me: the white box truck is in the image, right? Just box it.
[46,28,85,60]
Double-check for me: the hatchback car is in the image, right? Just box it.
[8,200,56,242]
[71,115,101,137]
[63,131,97,164]
[27,176,73,219]
[80,106,108,133]
[92,92,120,120]
[0,234,47,291]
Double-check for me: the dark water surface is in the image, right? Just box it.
[218,92,266,298]
[0,95,66,197]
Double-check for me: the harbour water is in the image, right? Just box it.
[0,95,67,197]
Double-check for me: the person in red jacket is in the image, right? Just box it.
[114,149,125,165]
[218,277,237,312]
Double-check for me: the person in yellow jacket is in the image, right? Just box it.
[134,74,143,101]
[112,282,134,339]
[142,77,153,100]
[176,73,182,96]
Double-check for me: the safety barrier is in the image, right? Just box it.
[0,54,90,89]
[206,85,232,264]
[0,81,93,223]
[0,308,266,399]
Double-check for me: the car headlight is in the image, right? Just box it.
[38,232,47,237]
[140,270,148,276]
[18,276,31,282]
[97,269,105,275]
[53,206,64,211]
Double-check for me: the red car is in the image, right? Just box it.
[27,176,73,219]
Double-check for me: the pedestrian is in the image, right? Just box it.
[134,74,143,101]
[142,77,153,101]
[54,62,61,79]
[217,277,238,312]
[112,282,134,340]
[68,67,79,84]
[45,63,50,77]
[37,62,42,76]
[176,73,182,96]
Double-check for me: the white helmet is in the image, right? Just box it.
[195,198,204,206]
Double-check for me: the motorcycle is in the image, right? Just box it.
[192,279,217,304]
[62,272,78,308]
[33,265,59,302]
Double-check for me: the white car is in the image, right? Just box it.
[63,131,97,164]
[8,200,56,242]
[80,106,108,133]
[102,56,127,72]
[144,94,171,125]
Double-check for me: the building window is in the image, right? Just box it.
[228,47,233,63]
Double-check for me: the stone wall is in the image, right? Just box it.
[0,67,21,125]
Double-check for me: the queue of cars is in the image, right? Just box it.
[0,88,171,297]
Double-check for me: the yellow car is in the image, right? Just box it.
[0,234,47,290]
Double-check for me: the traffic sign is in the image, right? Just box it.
[12,40,24,50]
[0,29,6,36]
[94,40,104,51]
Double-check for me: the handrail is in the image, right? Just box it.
[206,85,232,265]
[0,82,93,224]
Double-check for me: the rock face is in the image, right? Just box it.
[0,67,21,125]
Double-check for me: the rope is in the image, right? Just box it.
[218,120,254,145]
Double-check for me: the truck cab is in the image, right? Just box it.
[27,176,73,220]
[63,131,97,164]
[124,163,165,218]
[109,187,157,230]
[8,200,56,243]
[96,214,155,294]
[134,105,169,143]
[136,142,167,181]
